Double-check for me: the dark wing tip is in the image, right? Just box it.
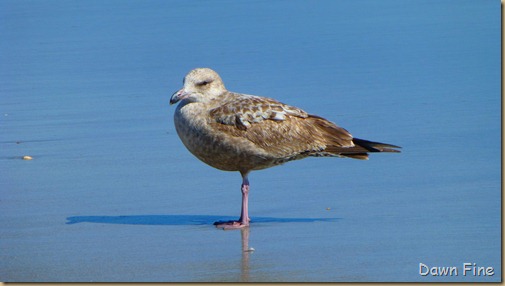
[352,138,401,153]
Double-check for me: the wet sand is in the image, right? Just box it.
[0,0,500,282]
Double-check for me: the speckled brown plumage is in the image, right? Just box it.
[169,68,400,229]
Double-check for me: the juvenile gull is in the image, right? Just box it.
[170,68,400,229]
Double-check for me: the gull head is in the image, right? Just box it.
[170,68,227,105]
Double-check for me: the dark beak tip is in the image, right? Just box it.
[170,91,182,105]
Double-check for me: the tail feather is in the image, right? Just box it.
[326,138,401,160]
[307,114,401,160]
[352,138,401,153]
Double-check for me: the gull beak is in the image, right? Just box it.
[170,89,188,105]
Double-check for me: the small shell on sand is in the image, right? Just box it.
[22,155,33,160]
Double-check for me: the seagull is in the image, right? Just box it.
[170,68,400,229]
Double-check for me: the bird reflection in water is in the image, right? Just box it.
[239,227,253,282]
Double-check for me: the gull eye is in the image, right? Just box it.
[197,80,211,86]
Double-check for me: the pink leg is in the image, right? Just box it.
[214,172,251,230]
[238,175,250,224]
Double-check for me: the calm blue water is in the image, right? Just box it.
[1,0,500,282]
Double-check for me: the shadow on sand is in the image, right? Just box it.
[66,214,339,281]
[66,214,339,226]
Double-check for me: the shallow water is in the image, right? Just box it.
[1,0,500,282]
